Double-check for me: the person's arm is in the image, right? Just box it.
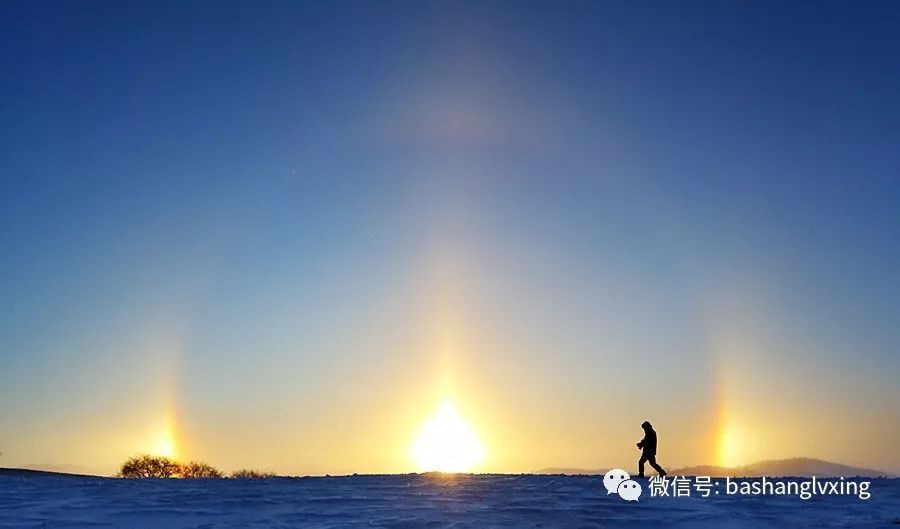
[637,434,646,449]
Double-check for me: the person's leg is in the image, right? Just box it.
[648,455,667,476]
[638,454,647,477]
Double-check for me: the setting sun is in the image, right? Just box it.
[412,401,485,473]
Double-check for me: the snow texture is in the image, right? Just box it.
[0,473,897,528]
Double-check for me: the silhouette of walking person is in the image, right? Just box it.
[636,420,667,478]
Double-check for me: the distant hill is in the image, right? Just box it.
[537,467,607,475]
[0,467,102,478]
[537,457,894,477]
[22,463,99,475]
[669,458,892,478]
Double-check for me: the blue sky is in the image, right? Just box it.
[1,1,898,474]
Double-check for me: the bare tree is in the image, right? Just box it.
[180,461,223,478]
[231,468,276,479]
[118,455,181,478]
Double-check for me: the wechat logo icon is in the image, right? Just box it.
[604,468,642,501]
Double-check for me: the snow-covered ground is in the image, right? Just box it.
[0,473,896,528]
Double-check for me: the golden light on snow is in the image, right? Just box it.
[412,400,484,473]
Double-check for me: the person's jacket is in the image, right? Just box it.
[638,429,657,455]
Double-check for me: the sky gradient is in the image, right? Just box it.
[1,0,899,476]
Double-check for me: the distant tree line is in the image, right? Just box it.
[118,454,275,479]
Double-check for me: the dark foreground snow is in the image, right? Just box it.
[0,473,897,528]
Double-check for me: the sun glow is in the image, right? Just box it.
[150,410,178,458]
[717,422,742,468]
[412,400,485,473]
[153,436,176,458]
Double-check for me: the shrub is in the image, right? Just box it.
[119,454,181,478]
[231,468,276,479]
[180,461,223,478]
